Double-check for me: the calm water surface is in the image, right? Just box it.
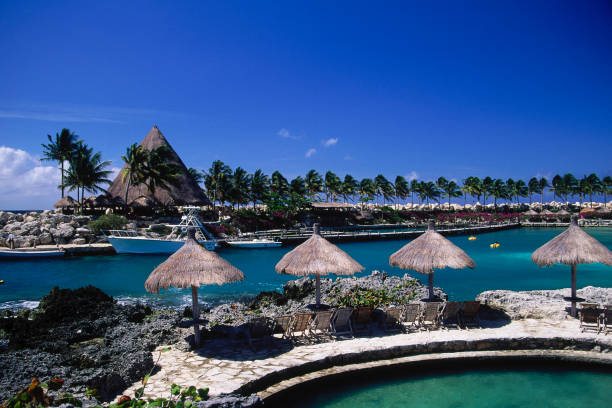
[1,227,610,308]
[292,369,612,408]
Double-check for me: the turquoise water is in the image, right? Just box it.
[291,369,611,408]
[0,227,610,308]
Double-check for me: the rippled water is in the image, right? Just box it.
[0,227,610,309]
[291,368,612,408]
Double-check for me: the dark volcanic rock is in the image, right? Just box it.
[0,287,182,403]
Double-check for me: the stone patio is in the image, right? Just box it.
[123,318,612,399]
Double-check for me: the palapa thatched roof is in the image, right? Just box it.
[311,202,354,209]
[556,209,571,216]
[130,196,157,208]
[579,207,596,215]
[145,232,244,293]
[531,216,612,267]
[541,209,554,216]
[107,126,211,207]
[522,209,539,216]
[389,220,476,274]
[53,195,76,208]
[275,224,364,277]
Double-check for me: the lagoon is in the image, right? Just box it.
[1,227,611,309]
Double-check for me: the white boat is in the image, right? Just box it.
[226,238,282,248]
[105,206,217,254]
[0,248,65,259]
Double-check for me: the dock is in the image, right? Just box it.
[0,243,116,256]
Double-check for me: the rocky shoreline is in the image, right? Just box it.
[0,211,101,248]
[1,275,610,406]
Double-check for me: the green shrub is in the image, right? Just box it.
[87,214,128,235]
[147,224,172,235]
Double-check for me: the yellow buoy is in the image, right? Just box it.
[0,280,4,284]
[490,243,500,248]
[468,236,477,241]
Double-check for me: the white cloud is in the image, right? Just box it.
[406,171,419,181]
[0,146,61,209]
[305,148,317,158]
[109,166,121,181]
[323,138,338,147]
[344,155,352,160]
[278,128,299,140]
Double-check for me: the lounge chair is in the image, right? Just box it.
[272,315,293,340]
[247,316,273,349]
[421,302,443,330]
[459,301,481,328]
[604,305,612,335]
[382,307,404,333]
[403,303,421,331]
[441,301,462,329]
[331,307,354,338]
[288,312,313,339]
[353,306,374,334]
[310,310,335,339]
[579,303,601,333]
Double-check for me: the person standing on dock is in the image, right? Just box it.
[7,233,15,250]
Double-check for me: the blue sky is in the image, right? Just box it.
[1,1,611,209]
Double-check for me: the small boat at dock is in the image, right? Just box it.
[226,238,282,248]
[0,248,65,259]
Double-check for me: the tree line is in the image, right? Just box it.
[189,161,612,210]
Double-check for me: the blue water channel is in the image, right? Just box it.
[1,227,611,309]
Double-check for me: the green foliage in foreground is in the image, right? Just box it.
[1,377,209,408]
[327,282,417,308]
[87,214,128,235]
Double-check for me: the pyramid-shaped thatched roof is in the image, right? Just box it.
[107,126,210,206]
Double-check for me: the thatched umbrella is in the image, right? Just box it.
[53,195,76,209]
[145,229,244,346]
[541,209,554,216]
[556,209,571,216]
[531,216,612,317]
[275,223,364,308]
[522,209,539,217]
[389,220,476,300]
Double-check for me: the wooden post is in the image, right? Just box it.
[315,274,321,308]
[571,264,577,318]
[428,272,434,300]
[191,286,200,347]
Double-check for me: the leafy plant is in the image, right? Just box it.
[88,214,128,235]
[327,283,416,309]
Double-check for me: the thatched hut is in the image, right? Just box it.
[145,229,244,346]
[275,223,364,308]
[53,195,76,209]
[107,126,211,206]
[531,216,612,316]
[522,209,539,217]
[130,196,157,209]
[389,220,475,300]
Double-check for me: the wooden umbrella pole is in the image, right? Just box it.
[191,286,201,346]
[571,264,577,318]
[315,273,321,308]
[428,271,434,301]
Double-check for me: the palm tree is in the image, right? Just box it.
[603,176,612,208]
[188,168,203,185]
[324,171,342,202]
[441,180,462,209]
[65,144,111,212]
[290,176,307,197]
[230,167,251,208]
[551,174,563,202]
[270,171,289,198]
[359,178,376,206]
[513,179,528,205]
[489,179,507,210]
[585,173,602,208]
[41,128,80,198]
[393,176,409,209]
[250,169,269,207]
[538,177,549,208]
[305,169,323,201]
[341,174,359,203]
[561,173,578,203]
[528,177,540,205]
[463,176,482,204]
[409,179,420,206]
[143,146,181,202]
[419,181,440,205]
[374,174,393,206]
[121,143,149,206]
[203,160,232,208]
[481,177,493,206]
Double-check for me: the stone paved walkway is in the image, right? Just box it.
[123,319,612,399]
